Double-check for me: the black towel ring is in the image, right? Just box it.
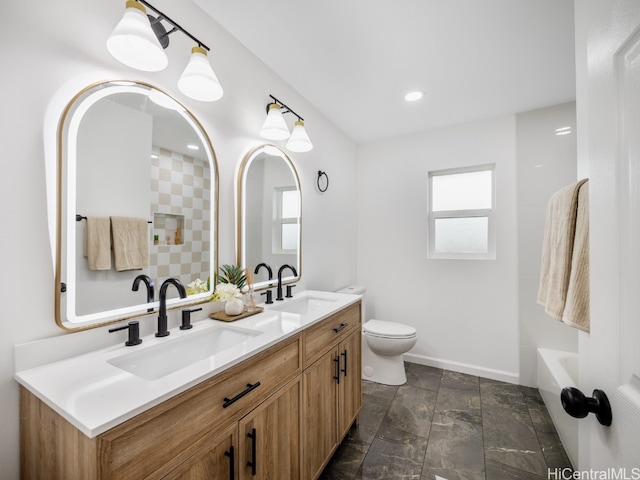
[317,170,329,192]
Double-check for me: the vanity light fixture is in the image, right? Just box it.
[107,0,223,102]
[260,95,313,152]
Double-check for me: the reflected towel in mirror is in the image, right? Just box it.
[85,217,112,271]
[110,216,149,272]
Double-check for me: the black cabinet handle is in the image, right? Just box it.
[333,323,349,333]
[224,446,235,480]
[223,382,261,409]
[561,387,612,426]
[247,428,257,476]
[334,355,340,384]
[341,350,348,377]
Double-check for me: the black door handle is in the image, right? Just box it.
[333,355,340,384]
[341,350,348,377]
[561,387,612,426]
[224,446,235,480]
[247,428,257,476]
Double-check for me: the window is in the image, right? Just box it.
[428,164,495,259]
[274,187,300,253]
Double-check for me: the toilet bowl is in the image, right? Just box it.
[362,319,417,386]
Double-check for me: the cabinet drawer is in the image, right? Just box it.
[100,334,302,480]
[303,302,361,367]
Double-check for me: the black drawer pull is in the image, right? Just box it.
[224,446,235,480]
[333,322,349,333]
[247,428,257,476]
[223,382,261,409]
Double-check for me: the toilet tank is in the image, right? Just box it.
[336,286,366,295]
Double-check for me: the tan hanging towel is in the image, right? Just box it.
[110,216,149,272]
[562,181,590,332]
[85,217,112,271]
[537,178,589,325]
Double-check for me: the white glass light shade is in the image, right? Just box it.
[260,104,290,140]
[106,1,168,72]
[286,121,313,152]
[177,46,224,102]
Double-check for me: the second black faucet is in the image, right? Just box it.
[156,278,187,337]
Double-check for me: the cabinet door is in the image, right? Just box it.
[302,349,339,480]
[238,378,301,480]
[163,423,237,480]
[338,330,362,439]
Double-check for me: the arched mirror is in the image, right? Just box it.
[56,80,218,330]
[237,145,301,290]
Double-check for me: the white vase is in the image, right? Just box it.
[225,298,244,316]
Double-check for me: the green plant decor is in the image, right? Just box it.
[216,264,247,290]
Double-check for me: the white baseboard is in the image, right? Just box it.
[403,352,519,385]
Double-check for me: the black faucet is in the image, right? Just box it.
[156,278,187,337]
[132,274,155,312]
[276,264,298,301]
[254,263,273,282]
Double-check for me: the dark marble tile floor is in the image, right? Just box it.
[320,362,572,480]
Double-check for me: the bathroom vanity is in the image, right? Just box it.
[16,292,361,480]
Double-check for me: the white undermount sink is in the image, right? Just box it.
[268,296,338,315]
[107,325,262,380]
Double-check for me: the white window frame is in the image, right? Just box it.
[428,164,496,260]
[273,186,300,254]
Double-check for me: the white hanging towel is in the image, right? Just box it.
[537,178,589,330]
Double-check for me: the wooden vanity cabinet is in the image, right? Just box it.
[20,300,362,480]
[21,334,302,480]
[302,302,362,480]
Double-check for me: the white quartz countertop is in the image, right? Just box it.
[14,290,361,438]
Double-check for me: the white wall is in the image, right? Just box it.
[0,0,358,477]
[356,115,519,382]
[516,102,580,387]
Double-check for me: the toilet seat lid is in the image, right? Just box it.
[363,319,416,338]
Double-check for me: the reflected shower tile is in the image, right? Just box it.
[382,385,437,438]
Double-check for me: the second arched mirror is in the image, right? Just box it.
[237,145,301,290]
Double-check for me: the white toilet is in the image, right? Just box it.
[337,286,418,386]
[362,319,417,385]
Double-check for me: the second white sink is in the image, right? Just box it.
[269,296,337,315]
[107,325,262,380]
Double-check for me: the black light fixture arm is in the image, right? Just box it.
[268,94,304,122]
[136,0,210,51]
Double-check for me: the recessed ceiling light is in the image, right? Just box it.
[404,91,424,102]
[555,126,572,136]
[150,153,159,159]
[187,144,200,150]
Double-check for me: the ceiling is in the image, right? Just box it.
[195,0,576,144]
